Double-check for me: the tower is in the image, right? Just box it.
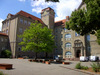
[41,7,55,29]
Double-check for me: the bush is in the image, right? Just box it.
[1,50,11,58]
[75,63,81,69]
[0,71,5,75]
[75,63,89,70]
[91,62,100,72]
[81,66,89,70]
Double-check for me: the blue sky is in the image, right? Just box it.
[0,0,82,31]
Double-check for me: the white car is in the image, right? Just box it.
[90,56,99,61]
[80,56,88,62]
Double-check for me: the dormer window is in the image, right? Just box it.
[28,16,32,19]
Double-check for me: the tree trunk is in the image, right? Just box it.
[45,52,48,59]
[35,52,38,60]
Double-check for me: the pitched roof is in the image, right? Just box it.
[16,10,44,24]
[54,19,66,27]
[0,33,8,36]
[9,13,14,17]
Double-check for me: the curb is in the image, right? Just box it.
[60,66,99,75]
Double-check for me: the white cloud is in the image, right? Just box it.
[31,0,82,21]
[0,18,3,31]
[18,0,26,2]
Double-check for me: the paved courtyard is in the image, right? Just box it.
[0,59,99,75]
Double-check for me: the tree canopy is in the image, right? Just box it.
[66,0,100,35]
[19,21,55,58]
[45,0,59,2]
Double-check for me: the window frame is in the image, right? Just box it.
[65,42,71,48]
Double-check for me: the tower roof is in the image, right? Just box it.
[41,7,55,14]
[42,7,54,11]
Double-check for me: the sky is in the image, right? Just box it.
[0,0,82,31]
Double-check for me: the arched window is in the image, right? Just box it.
[65,51,72,58]
[65,43,71,48]
[65,51,72,55]
[65,34,71,39]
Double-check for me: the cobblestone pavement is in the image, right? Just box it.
[0,59,99,75]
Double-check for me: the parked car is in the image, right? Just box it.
[89,56,99,61]
[80,56,88,62]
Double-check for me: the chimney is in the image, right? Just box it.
[66,16,69,21]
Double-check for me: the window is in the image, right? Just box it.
[55,42,58,46]
[7,21,9,27]
[20,18,23,23]
[55,29,57,32]
[19,38,22,42]
[24,20,27,25]
[65,43,71,48]
[28,22,31,25]
[75,32,80,36]
[2,47,5,50]
[55,49,58,53]
[2,23,4,28]
[87,35,90,41]
[87,47,91,51]
[65,51,72,58]
[18,47,21,51]
[1,38,3,42]
[55,35,57,39]
[65,51,72,55]
[5,38,7,42]
[65,34,71,39]
[19,28,23,33]
[64,28,67,32]
[6,29,8,34]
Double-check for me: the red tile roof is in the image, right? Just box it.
[42,7,53,11]
[9,13,14,17]
[0,33,8,36]
[16,10,44,24]
[55,19,66,27]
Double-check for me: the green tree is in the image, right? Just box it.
[19,21,55,59]
[66,0,100,44]
[45,0,59,2]
[1,50,11,58]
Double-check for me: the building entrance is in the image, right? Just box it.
[74,39,84,58]
[76,50,81,58]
